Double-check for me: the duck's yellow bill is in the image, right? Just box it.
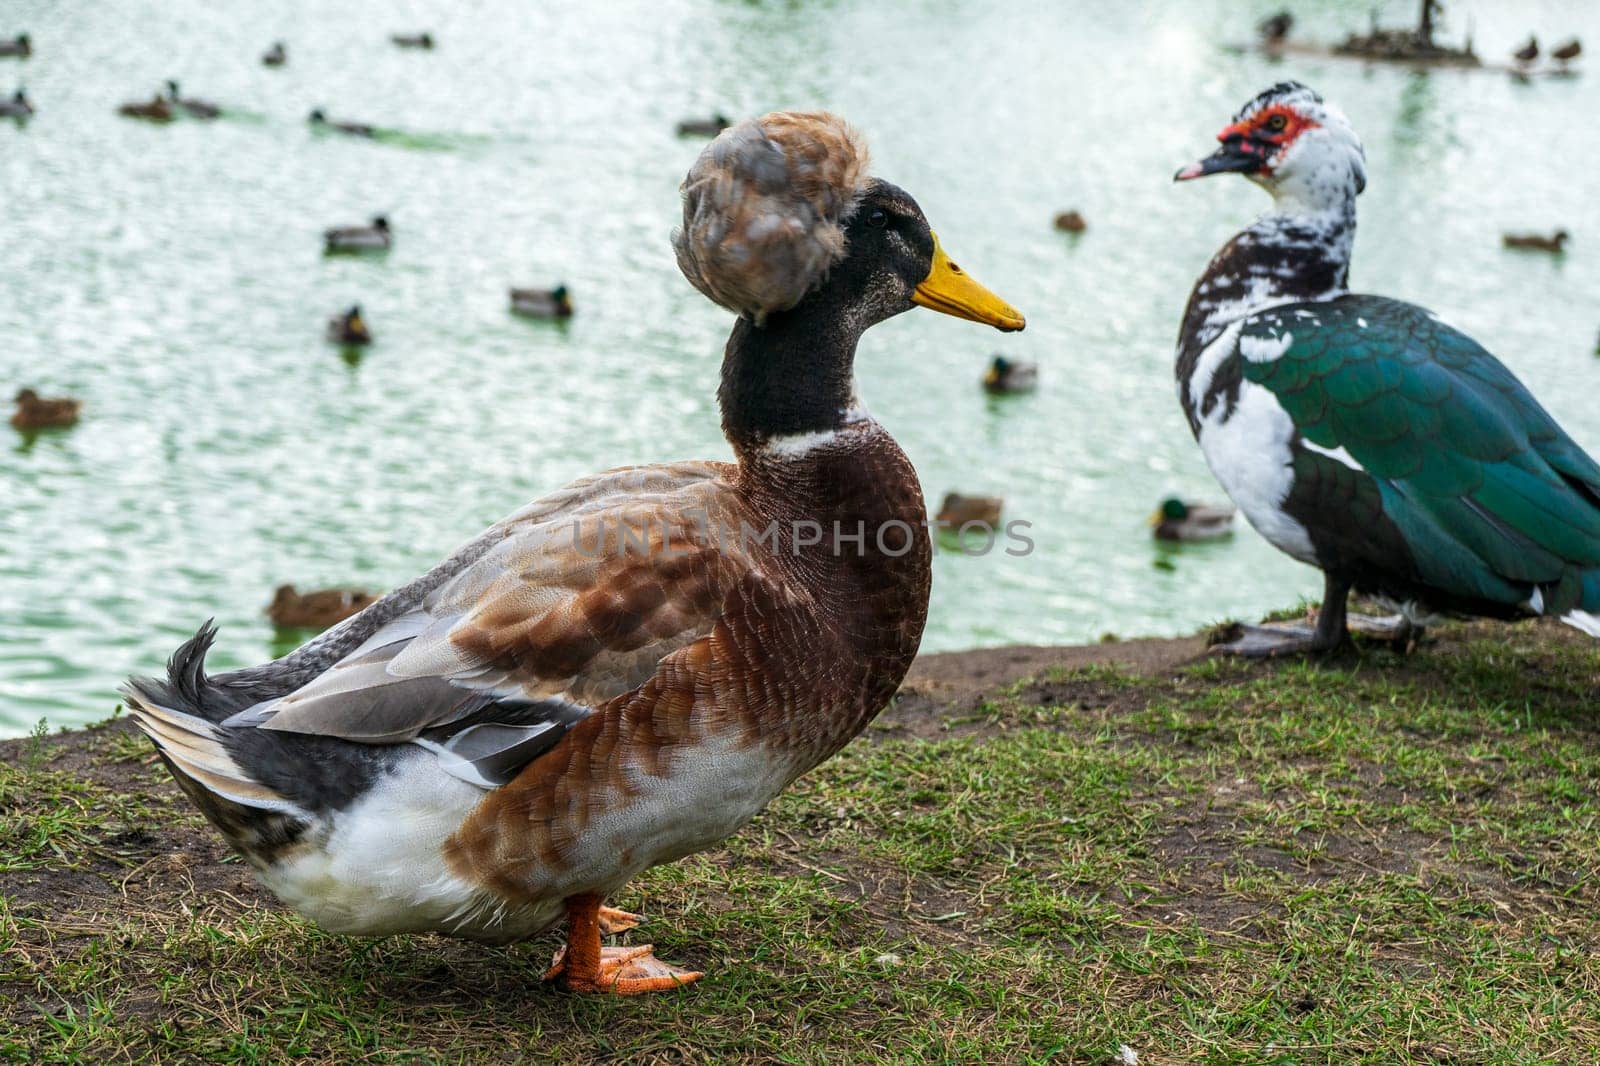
[912,234,1025,332]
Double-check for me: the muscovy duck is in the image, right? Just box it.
[1173,82,1600,656]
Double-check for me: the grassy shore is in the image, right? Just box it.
[3,617,1598,1063]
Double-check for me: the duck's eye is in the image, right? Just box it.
[1265,114,1288,133]
[867,209,888,229]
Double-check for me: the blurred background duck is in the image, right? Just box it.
[11,388,81,430]
[1503,229,1569,253]
[1552,38,1582,70]
[309,109,375,138]
[326,305,372,345]
[676,112,730,137]
[1257,11,1293,46]
[267,585,376,631]
[262,41,286,67]
[937,492,1004,530]
[982,355,1037,394]
[118,94,173,122]
[1053,209,1087,233]
[1512,36,1539,68]
[0,34,29,59]
[391,31,434,49]
[323,216,390,253]
[123,110,1024,997]
[165,80,220,120]
[0,88,32,118]
[509,284,574,319]
[1149,498,1236,542]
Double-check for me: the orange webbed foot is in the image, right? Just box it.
[596,905,643,935]
[544,943,705,995]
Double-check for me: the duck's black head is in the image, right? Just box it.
[309,108,325,124]
[14,388,37,404]
[166,79,180,99]
[372,216,390,231]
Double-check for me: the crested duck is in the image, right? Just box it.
[1173,82,1600,657]
[509,284,574,319]
[1502,229,1569,253]
[1149,498,1236,542]
[676,113,731,137]
[0,88,31,118]
[262,41,287,67]
[309,109,376,138]
[268,585,376,630]
[324,216,391,254]
[982,355,1037,394]
[165,80,221,120]
[124,110,1023,995]
[391,32,434,49]
[1052,210,1087,233]
[118,95,173,122]
[11,388,81,430]
[936,493,1003,530]
[1512,36,1539,66]
[0,34,29,59]
[1552,38,1581,69]
[326,305,372,346]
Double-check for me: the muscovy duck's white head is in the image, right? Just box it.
[1175,83,1366,212]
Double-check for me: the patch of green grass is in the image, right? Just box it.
[3,618,1599,1062]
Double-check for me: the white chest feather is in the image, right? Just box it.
[1188,322,1318,565]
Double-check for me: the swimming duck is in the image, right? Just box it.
[11,388,81,430]
[0,89,32,118]
[1173,82,1600,656]
[268,585,376,630]
[391,32,434,49]
[118,95,174,122]
[326,305,372,345]
[323,216,391,254]
[165,80,221,120]
[1512,36,1539,66]
[123,110,1023,994]
[262,41,287,67]
[0,34,29,59]
[309,109,376,138]
[1052,210,1087,233]
[1502,229,1569,253]
[982,355,1037,394]
[1552,38,1581,69]
[676,113,731,137]
[936,493,1004,530]
[1149,498,1235,542]
[1257,12,1293,44]
[509,284,574,319]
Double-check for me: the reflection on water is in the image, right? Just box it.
[2,0,1598,733]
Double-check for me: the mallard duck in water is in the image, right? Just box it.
[509,284,574,319]
[326,305,372,345]
[1052,209,1087,233]
[676,113,731,137]
[268,585,376,630]
[262,41,287,67]
[1173,83,1600,656]
[982,355,1037,394]
[0,34,30,59]
[165,80,221,120]
[324,216,391,254]
[1502,229,1569,253]
[118,95,173,122]
[936,492,1004,530]
[309,109,376,138]
[1149,498,1236,542]
[11,388,81,430]
[0,88,32,118]
[391,32,434,49]
[124,110,1022,994]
